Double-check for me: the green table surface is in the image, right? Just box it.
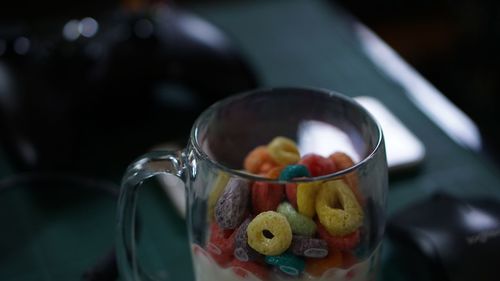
[1,0,500,280]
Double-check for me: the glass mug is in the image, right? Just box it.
[117,87,388,281]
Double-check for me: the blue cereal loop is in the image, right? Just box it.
[279,165,310,181]
[265,252,305,277]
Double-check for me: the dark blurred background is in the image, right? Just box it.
[0,0,260,178]
[1,1,500,281]
[2,0,500,177]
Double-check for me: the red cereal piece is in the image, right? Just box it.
[317,222,360,251]
[328,152,364,205]
[285,183,298,209]
[208,222,236,266]
[251,182,284,214]
[341,251,358,269]
[298,154,337,177]
[328,152,355,171]
[230,259,270,280]
[305,249,343,277]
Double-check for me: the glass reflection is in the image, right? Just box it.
[63,19,80,41]
[463,208,498,230]
[79,17,98,38]
[297,120,360,162]
[62,17,99,41]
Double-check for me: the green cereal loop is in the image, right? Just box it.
[279,165,310,181]
[268,137,301,165]
[277,202,316,236]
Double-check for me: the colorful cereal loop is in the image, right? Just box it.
[268,137,301,165]
[297,182,321,218]
[315,180,364,236]
[329,151,364,204]
[244,146,277,174]
[247,211,293,256]
[277,202,316,236]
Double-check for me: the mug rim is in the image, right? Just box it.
[190,86,384,183]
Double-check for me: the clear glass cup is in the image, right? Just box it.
[117,87,388,281]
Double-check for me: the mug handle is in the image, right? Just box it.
[116,150,186,281]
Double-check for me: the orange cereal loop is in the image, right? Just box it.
[329,152,355,168]
[244,146,273,173]
[305,249,343,277]
[317,223,360,251]
[329,152,364,205]
[265,166,285,179]
[258,161,276,174]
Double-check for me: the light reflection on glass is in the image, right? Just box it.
[418,228,450,253]
[13,37,30,55]
[297,120,360,162]
[63,19,80,41]
[463,208,498,230]
[355,23,481,151]
[180,15,227,48]
[79,17,99,38]
[63,18,99,41]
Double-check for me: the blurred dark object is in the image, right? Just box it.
[0,2,258,177]
[387,193,500,281]
[0,173,119,280]
[335,0,500,163]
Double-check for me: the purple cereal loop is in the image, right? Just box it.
[235,219,250,247]
[304,248,329,258]
[234,247,249,262]
[291,235,328,258]
[215,178,249,229]
[234,218,261,261]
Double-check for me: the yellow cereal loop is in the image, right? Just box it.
[315,180,364,236]
[297,182,321,218]
[207,172,231,220]
[268,137,300,165]
[247,211,293,256]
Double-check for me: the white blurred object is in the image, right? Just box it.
[355,23,481,151]
[160,174,186,218]
[354,96,425,171]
